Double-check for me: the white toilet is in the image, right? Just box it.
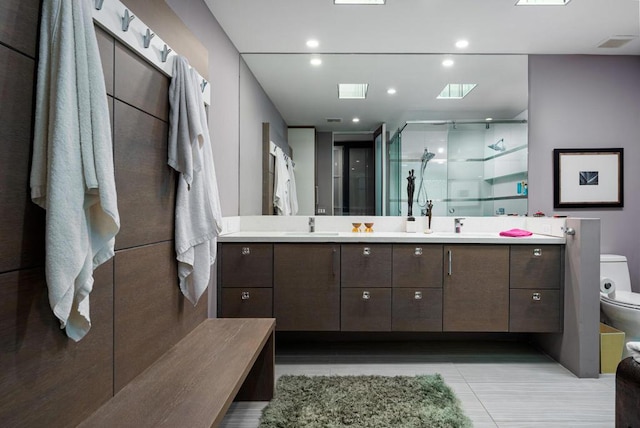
[600,254,640,358]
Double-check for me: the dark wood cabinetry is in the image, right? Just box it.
[341,288,392,331]
[509,245,563,332]
[274,244,340,331]
[341,244,392,287]
[443,245,510,332]
[218,243,273,319]
[219,241,563,334]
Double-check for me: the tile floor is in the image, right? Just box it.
[221,340,615,427]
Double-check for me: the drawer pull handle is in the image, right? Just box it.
[241,247,251,255]
[414,291,423,300]
[362,291,370,300]
[363,247,371,256]
[241,291,250,300]
[532,292,541,301]
[414,247,423,256]
[533,248,542,257]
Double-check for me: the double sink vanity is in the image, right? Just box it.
[217,216,567,335]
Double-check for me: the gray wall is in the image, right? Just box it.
[239,59,288,215]
[165,0,287,216]
[316,131,333,215]
[529,55,640,291]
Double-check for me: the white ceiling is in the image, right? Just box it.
[205,0,640,133]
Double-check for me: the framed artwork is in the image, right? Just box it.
[553,148,623,208]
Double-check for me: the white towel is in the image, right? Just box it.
[169,56,222,305]
[628,342,640,363]
[287,158,299,215]
[31,0,120,341]
[273,146,291,215]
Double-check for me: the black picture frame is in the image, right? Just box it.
[553,148,623,209]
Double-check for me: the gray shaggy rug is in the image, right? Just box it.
[258,374,471,428]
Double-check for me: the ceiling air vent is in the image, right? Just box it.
[597,36,636,49]
[326,118,343,123]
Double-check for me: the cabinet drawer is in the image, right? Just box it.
[392,245,443,288]
[220,243,272,287]
[509,289,562,333]
[341,288,391,331]
[392,288,442,332]
[220,288,272,318]
[510,245,561,289]
[341,244,392,288]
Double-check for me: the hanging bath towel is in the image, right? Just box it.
[169,56,222,305]
[31,0,120,341]
[273,146,291,215]
[287,157,299,215]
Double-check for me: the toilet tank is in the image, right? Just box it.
[600,254,632,292]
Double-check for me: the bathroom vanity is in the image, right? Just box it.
[217,228,564,334]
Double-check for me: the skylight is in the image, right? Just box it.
[338,84,369,99]
[515,0,571,5]
[335,0,385,4]
[437,84,477,99]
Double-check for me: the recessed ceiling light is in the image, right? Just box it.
[515,0,571,5]
[352,117,360,123]
[310,57,322,66]
[486,117,493,121]
[335,0,385,4]
[387,88,397,95]
[437,83,477,99]
[455,40,469,49]
[338,83,368,99]
[442,59,454,67]
[306,39,319,48]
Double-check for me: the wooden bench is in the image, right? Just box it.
[79,318,275,428]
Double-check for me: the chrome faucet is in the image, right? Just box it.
[454,218,465,233]
[309,217,315,233]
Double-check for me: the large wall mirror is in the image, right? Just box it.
[240,53,528,216]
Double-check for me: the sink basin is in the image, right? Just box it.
[283,231,340,236]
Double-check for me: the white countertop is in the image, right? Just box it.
[218,231,565,244]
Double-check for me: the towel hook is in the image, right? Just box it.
[160,44,172,63]
[121,9,135,32]
[200,79,208,93]
[143,28,155,49]
[95,0,105,10]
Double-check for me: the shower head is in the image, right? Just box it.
[488,139,506,152]
[421,148,436,163]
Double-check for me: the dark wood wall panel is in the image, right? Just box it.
[0,44,45,273]
[113,100,175,250]
[114,42,169,121]
[96,26,115,97]
[0,0,40,58]
[0,261,114,428]
[113,242,207,392]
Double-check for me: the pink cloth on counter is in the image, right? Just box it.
[499,228,533,237]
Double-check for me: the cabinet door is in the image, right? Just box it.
[341,288,392,331]
[341,244,392,288]
[220,288,272,318]
[220,243,272,288]
[443,245,509,332]
[510,245,562,289]
[392,288,442,332]
[392,244,443,288]
[274,244,340,331]
[510,289,562,332]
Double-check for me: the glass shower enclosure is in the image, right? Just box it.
[392,120,528,217]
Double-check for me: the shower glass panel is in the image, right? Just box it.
[388,131,402,216]
[398,121,528,217]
